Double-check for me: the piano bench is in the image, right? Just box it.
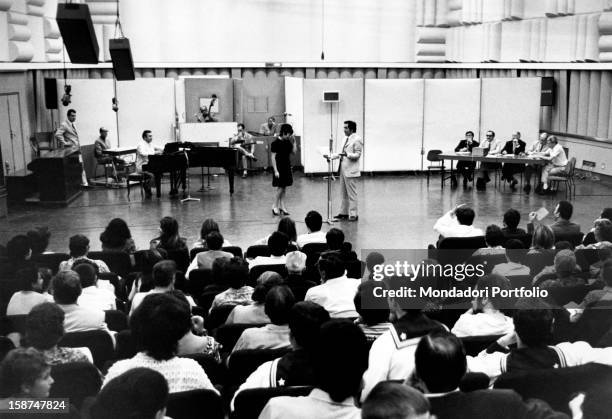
[127,173,145,200]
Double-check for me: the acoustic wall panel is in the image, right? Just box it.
[284,76,304,140]
[480,77,541,146]
[302,79,363,174]
[423,79,481,155]
[363,80,424,171]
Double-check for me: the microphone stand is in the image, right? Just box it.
[324,102,336,225]
[179,145,200,203]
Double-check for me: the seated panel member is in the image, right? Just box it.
[523,132,550,193]
[230,123,257,178]
[452,131,479,188]
[136,130,162,198]
[476,130,503,190]
[540,135,568,193]
[259,116,279,136]
[500,131,526,190]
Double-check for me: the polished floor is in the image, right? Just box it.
[1,171,611,257]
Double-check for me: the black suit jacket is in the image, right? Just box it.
[502,139,526,155]
[455,139,479,152]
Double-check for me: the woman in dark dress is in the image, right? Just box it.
[271,123,295,216]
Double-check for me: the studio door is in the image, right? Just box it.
[0,93,27,175]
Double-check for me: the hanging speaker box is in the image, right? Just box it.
[109,38,135,81]
[56,3,99,64]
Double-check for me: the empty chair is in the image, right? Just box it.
[58,330,115,370]
[426,149,447,187]
[166,389,224,419]
[50,361,102,410]
[232,386,314,419]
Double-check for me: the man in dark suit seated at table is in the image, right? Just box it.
[501,131,527,190]
[451,131,479,188]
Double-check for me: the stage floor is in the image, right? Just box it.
[1,172,611,256]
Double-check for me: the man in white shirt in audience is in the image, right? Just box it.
[185,231,233,277]
[433,204,484,239]
[451,274,514,338]
[305,252,359,318]
[58,234,110,274]
[297,210,327,248]
[248,232,288,270]
[73,261,116,311]
[135,129,162,198]
[539,135,568,193]
[52,270,112,335]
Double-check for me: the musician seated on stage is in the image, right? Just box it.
[94,127,126,180]
[136,130,163,198]
[259,116,279,136]
[196,94,218,123]
[230,123,258,178]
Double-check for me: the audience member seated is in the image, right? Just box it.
[433,205,483,239]
[186,231,233,276]
[354,281,392,343]
[582,207,612,246]
[361,277,446,400]
[232,301,330,409]
[501,209,527,238]
[467,298,612,380]
[232,285,295,352]
[577,218,612,250]
[26,226,51,258]
[226,271,284,325]
[168,290,220,361]
[100,218,137,253]
[259,320,368,419]
[52,270,111,335]
[0,235,33,279]
[410,331,566,419]
[104,293,218,394]
[297,211,326,247]
[0,348,54,404]
[25,302,93,365]
[545,250,587,287]
[325,228,358,264]
[571,259,612,323]
[92,368,168,419]
[254,217,298,247]
[362,381,432,419]
[492,239,530,277]
[305,252,359,318]
[191,218,232,250]
[73,261,116,311]
[5,265,47,315]
[472,225,506,256]
[364,252,385,281]
[209,257,254,312]
[58,234,110,273]
[524,225,556,276]
[128,249,165,298]
[249,231,289,269]
[451,275,514,337]
[284,251,316,301]
[151,216,188,253]
[528,201,580,238]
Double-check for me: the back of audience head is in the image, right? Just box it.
[277,217,297,242]
[387,276,425,319]
[205,231,224,251]
[200,218,220,240]
[72,259,98,288]
[52,270,82,304]
[288,301,330,352]
[415,330,466,393]
[455,206,475,226]
[152,260,177,288]
[354,280,390,326]
[485,224,504,247]
[503,208,521,231]
[267,231,289,256]
[100,218,132,248]
[68,234,89,257]
[313,320,369,403]
[16,265,42,292]
[26,302,65,350]
[594,218,612,243]
[264,285,295,325]
[366,252,385,274]
[326,228,345,250]
[475,274,509,311]
[158,216,181,246]
[555,200,573,221]
[26,227,50,256]
[505,239,525,262]
[0,347,52,398]
[554,249,576,277]
[6,235,32,261]
[131,293,191,360]
[223,257,249,289]
[139,249,166,275]
[285,250,307,274]
[513,298,553,347]
[251,271,284,303]
[532,224,555,250]
[91,368,168,419]
[317,251,345,281]
[362,381,431,419]
[305,210,323,233]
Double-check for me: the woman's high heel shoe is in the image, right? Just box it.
[272,208,280,216]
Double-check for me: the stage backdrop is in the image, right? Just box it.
[364,79,424,171]
[285,76,304,141]
[302,79,364,174]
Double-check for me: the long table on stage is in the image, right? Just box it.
[438,152,547,187]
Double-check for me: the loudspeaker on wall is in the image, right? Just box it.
[44,78,58,110]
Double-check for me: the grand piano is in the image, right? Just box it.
[145,142,239,197]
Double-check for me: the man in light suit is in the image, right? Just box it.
[335,120,363,222]
[55,109,88,186]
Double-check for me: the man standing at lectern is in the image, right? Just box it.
[335,120,363,222]
[55,109,88,187]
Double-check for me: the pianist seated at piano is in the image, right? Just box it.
[136,130,163,198]
[230,123,257,178]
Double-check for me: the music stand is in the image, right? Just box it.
[177,143,199,203]
[197,142,219,192]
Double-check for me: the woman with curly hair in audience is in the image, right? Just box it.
[100,218,136,253]
[0,348,54,402]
